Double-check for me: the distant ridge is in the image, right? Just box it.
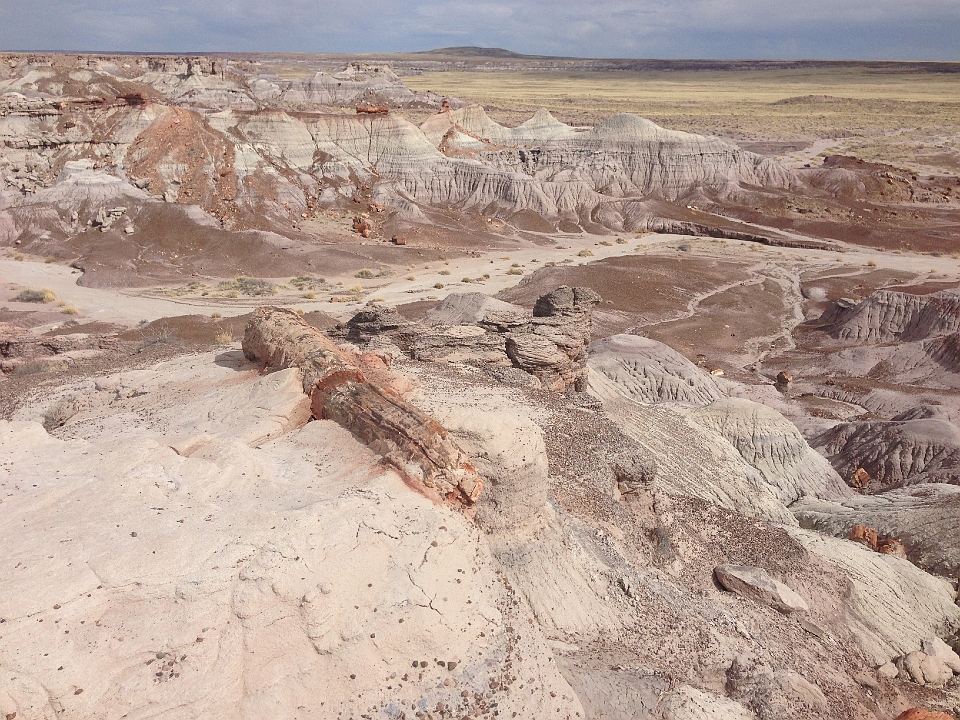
[415,46,535,59]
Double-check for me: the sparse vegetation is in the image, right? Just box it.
[303,291,316,299]
[506,267,524,275]
[165,281,205,297]
[215,332,233,344]
[577,249,594,257]
[290,275,327,290]
[405,67,960,175]
[216,277,277,296]
[616,238,628,244]
[60,305,79,315]
[406,275,416,281]
[44,256,56,263]
[434,282,444,289]
[438,270,451,276]
[355,269,375,279]
[15,288,56,303]
[211,312,222,319]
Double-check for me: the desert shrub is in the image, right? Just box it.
[15,288,56,303]
[376,268,393,278]
[60,306,79,315]
[44,255,56,263]
[355,269,375,279]
[165,281,205,297]
[506,267,524,276]
[616,238,628,244]
[462,277,472,283]
[303,291,316,299]
[290,275,327,290]
[236,277,277,296]
[434,282,444,289]
[349,284,362,293]
[211,312,222,319]
[438,269,451,276]
[406,275,416,281]
[599,240,613,246]
[866,260,877,267]
[215,332,233,344]
[577,249,594,257]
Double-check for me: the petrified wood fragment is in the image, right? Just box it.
[243,306,482,504]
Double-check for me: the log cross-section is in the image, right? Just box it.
[243,306,482,504]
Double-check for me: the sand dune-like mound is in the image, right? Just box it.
[588,333,726,406]
[691,397,851,505]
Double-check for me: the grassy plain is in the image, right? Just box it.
[404,68,960,173]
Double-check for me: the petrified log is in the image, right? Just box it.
[878,538,908,558]
[849,524,879,551]
[243,307,482,504]
[895,709,955,720]
[352,216,372,237]
[357,104,389,115]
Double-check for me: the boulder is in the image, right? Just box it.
[242,306,483,504]
[897,651,954,686]
[714,564,808,615]
[878,538,908,559]
[505,286,601,391]
[849,525,879,551]
[921,636,960,673]
[850,467,872,488]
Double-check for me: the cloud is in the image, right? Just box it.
[0,0,957,59]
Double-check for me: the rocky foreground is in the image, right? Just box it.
[3,51,960,720]
[1,288,959,720]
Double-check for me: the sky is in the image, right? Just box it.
[1,0,958,60]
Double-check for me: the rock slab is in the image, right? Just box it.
[714,564,809,615]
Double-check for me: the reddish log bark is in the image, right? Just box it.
[243,307,482,504]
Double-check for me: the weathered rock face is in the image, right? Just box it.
[341,287,600,392]
[714,564,809,615]
[786,527,960,665]
[588,334,726,406]
[812,414,960,488]
[896,650,954,686]
[821,289,960,343]
[423,292,527,329]
[242,306,482,504]
[505,286,601,391]
[691,397,850,505]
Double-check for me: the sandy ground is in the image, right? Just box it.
[4,230,960,334]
